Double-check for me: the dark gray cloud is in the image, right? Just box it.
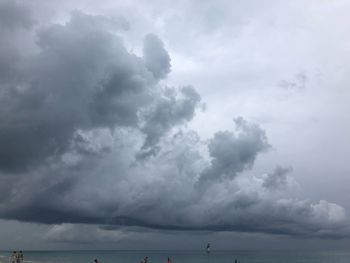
[0,10,192,172]
[263,166,292,190]
[143,34,171,80]
[196,117,270,189]
[0,1,36,85]
[1,122,348,239]
[0,5,349,242]
[139,86,201,157]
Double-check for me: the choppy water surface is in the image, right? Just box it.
[1,250,350,263]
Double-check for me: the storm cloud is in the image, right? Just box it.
[196,117,270,189]
[0,9,199,172]
[0,2,349,243]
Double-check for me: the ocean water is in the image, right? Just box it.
[1,250,350,263]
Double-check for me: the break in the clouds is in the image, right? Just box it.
[0,1,349,243]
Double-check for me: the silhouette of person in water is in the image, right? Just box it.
[167,257,171,263]
[144,256,148,263]
[94,259,100,263]
[18,251,23,263]
[206,243,210,253]
[15,252,21,263]
[10,251,19,263]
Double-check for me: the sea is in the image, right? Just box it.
[1,250,350,263]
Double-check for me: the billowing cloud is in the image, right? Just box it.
[0,5,349,242]
[196,117,270,189]
[0,9,199,172]
[262,166,292,190]
[143,34,171,80]
[139,85,201,157]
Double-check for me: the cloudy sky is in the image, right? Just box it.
[0,0,350,250]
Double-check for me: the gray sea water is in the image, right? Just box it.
[1,250,350,263]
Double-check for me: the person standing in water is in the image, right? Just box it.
[9,251,17,263]
[206,243,211,253]
[18,251,23,263]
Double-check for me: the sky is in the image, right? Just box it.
[0,0,350,250]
